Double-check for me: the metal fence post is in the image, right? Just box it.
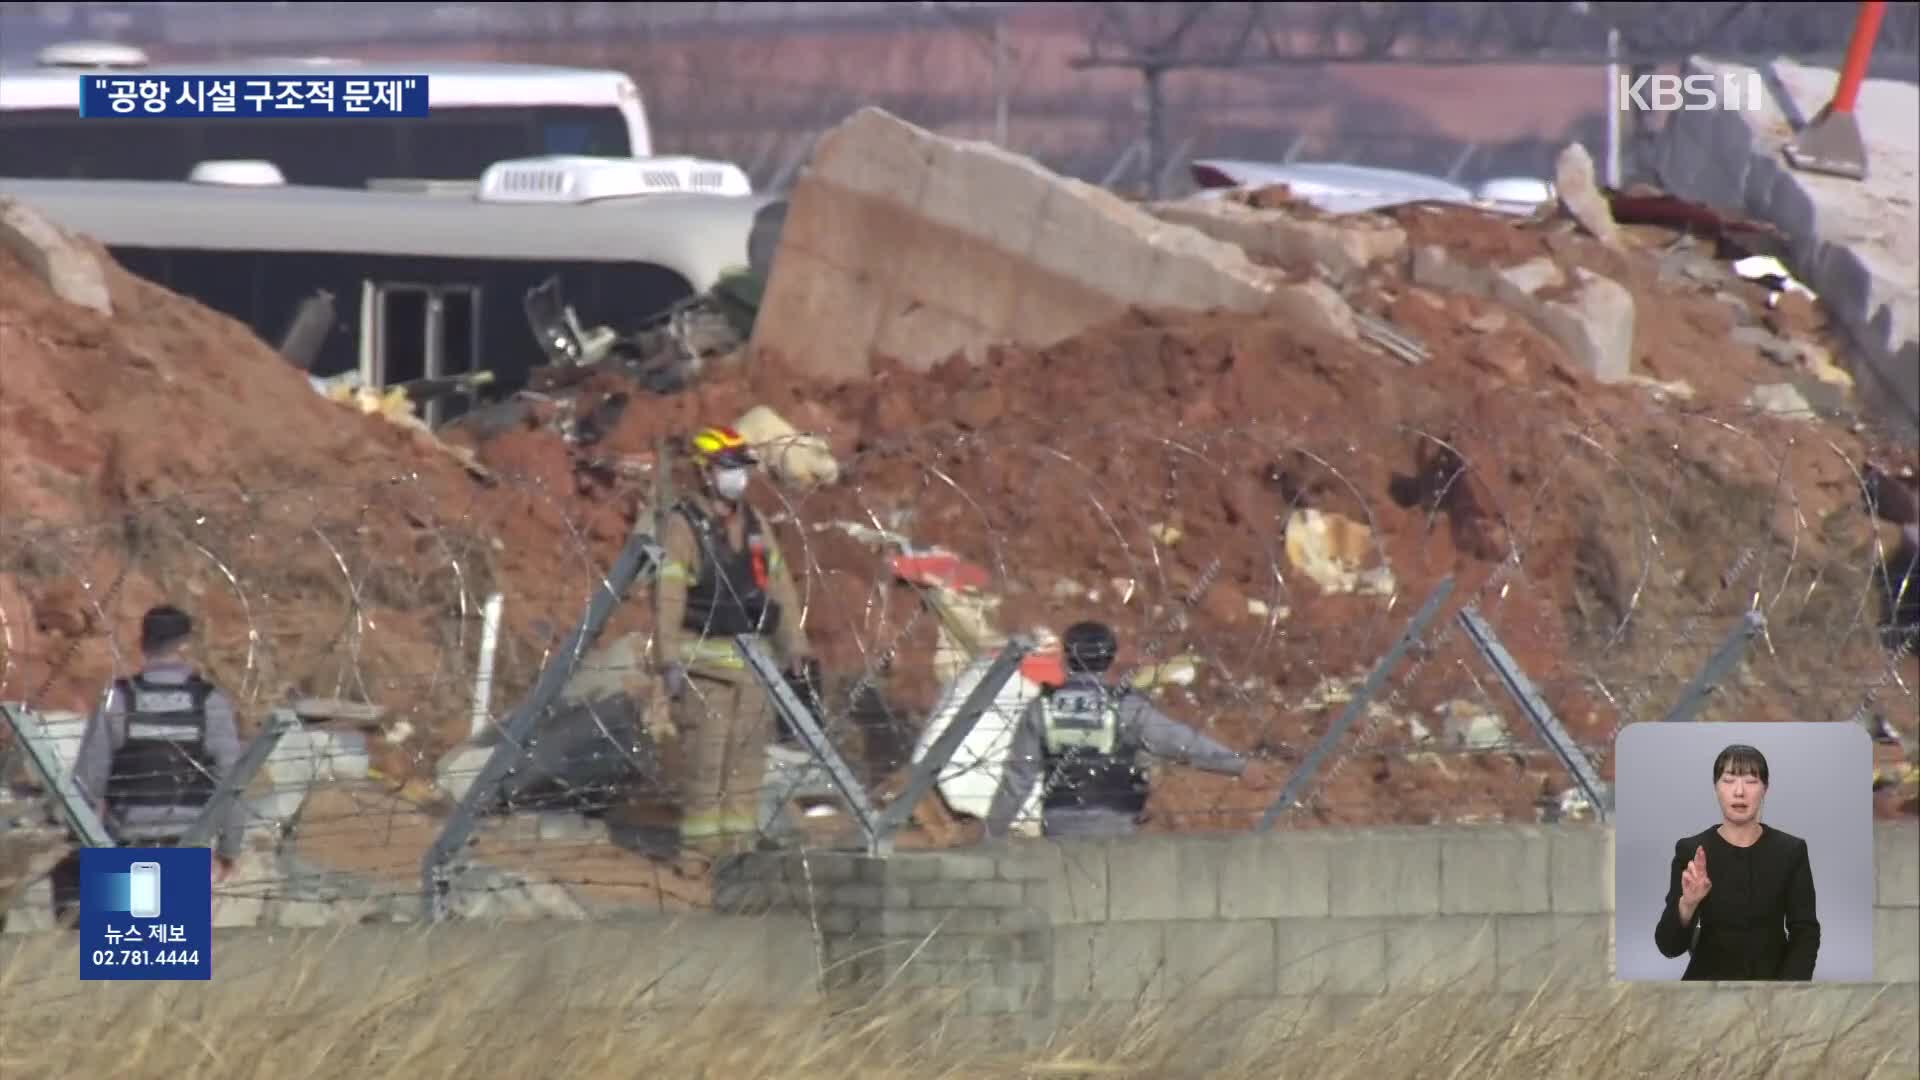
[872,638,1031,846]
[1258,577,1456,832]
[1660,610,1766,724]
[178,707,299,848]
[419,530,664,923]
[1456,607,1611,821]
[0,702,115,849]
[735,635,884,853]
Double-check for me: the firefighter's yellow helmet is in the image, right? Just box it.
[690,425,757,467]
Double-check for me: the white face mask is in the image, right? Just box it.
[710,466,750,502]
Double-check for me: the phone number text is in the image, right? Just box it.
[89,949,202,966]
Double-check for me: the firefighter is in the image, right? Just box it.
[652,424,815,856]
[983,620,1253,840]
[71,604,244,881]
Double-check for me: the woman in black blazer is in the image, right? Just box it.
[1654,743,1821,980]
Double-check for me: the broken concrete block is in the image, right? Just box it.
[1283,509,1396,596]
[1269,279,1358,340]
[734,405,841,489]
[752,107,1279,379]
[1748,382,1817,420]
[1439,700,1508,749]
[211,848,273,928]
[1533,268,1635,384]
[245,724,371,831]
[1150,196,1407,283]
[1554,143,1624,249]
[1411,247,1634,384]
[2,878,55,934]
[0,198,112,315]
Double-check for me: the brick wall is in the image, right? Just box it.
[719,822,1917,1027]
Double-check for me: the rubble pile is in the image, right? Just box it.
[0,206,648,779]
[451,113,1917,827]
[2,102,1916,859]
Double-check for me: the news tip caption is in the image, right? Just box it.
[78,847,214,981]
[80,75,430,118]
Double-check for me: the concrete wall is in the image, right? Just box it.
[1654,57,1920,434]
[7,824,1914,1052]
[1023,825,1919,1001]
[0,913,822,1007]
[722,824,1916,1018]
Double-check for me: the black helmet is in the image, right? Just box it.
[1062,621,1118,674]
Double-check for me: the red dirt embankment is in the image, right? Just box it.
[3,199,1913,827]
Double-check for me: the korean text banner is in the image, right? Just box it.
[79,75,430,118]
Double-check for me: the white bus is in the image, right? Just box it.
[0,42,654,187]
[0,155,772,425]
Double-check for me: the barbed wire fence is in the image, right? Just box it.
[2,405,1914,932]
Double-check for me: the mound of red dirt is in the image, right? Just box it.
[458,203,1916,826]
[0,238,647,781]
[4,198,1912,832]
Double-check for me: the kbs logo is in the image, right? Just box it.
[1615,71,1766,112]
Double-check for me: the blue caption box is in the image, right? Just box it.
[79,846,213,981]
[78,74,430,118]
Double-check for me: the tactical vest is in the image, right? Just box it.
[105,673,220,811]
[678,501,781,638]
[1039,677,1149,814]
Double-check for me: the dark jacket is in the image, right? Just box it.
[1654,824,1820,981]
[73,659,245,860]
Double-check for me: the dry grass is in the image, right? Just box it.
[1,926,1914,1079]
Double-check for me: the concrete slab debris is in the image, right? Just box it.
[1553,143,1624,250]
[1283,509,1396,597]
[0,198,111,316]
[1150,195,1407,285]
[749,107,1281,379]
[1747,382,1818,421]
[734,404,841,489]
[1411,246,1635,384]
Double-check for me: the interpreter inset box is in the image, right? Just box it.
[1613,722,1874,982]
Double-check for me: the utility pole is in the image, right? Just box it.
[990,13,1009,148]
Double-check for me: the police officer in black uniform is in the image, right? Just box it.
[73,605,244,880]
[983,621,1253,839]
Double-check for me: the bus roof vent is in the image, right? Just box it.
[477,155,754,204]
[36,41,151,70]
[188,160,288,187]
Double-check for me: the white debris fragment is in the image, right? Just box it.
[1732,255,1817,307]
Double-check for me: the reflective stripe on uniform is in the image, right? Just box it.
[657,560,692,583]
[680,809,758,839]
[125,722,204,742]
[679,637,748,668]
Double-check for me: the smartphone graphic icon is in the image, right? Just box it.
[127,862,162,920]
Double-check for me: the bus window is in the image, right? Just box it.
[432,286,482,426]
[533,107,630,157]
[379,287,430,386]
[201,120,401,188]
[0,117,200,179]
[405,118,537,182]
